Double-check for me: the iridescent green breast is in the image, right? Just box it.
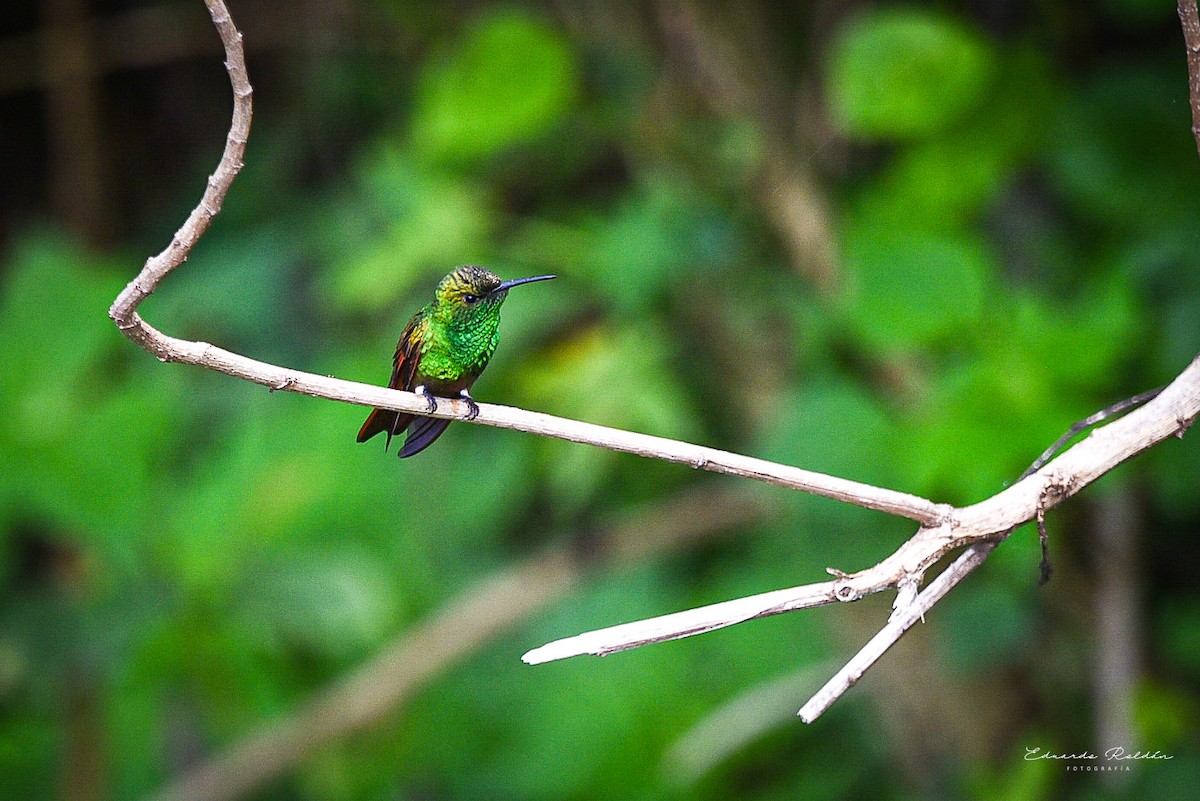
[416,304,501,382]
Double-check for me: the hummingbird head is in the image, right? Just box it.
[434,265,556,322]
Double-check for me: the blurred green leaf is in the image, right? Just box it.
[235,548,402,659]
[516,175,739,313]
[0,714,56,801]
[966,739,1057,801]
[0,233,184,547]
[759,377,897,488]
[317,147,495,313]
[1047,62,1200,232]
[937,578,1036,673]
[516,321,701,510]
[828,9,997,139]
[840,226,992,352]
[860,50,1056,228]
[411,9,579,163]
[756,377,912,570]
[0,232,123,408]
[1001,276,1141,388]
[902,275,1141,502]
[1135,679,1199,750]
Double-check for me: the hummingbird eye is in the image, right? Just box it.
[462,293,480,305]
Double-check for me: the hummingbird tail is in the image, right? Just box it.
[398,416,452,458]
[356,408,414,451]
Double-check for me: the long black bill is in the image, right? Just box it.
[492,274,556,294]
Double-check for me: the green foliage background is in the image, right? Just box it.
[1,1,1198,799]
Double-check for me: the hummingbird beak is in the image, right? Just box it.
[491,274,557,294]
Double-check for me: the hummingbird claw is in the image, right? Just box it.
[415,385,438,414]
[459,390,480,420]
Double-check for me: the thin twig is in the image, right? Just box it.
[1019,386,1165,481]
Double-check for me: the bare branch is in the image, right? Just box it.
[797,542,995,722]
[524,0,1200,722]
[116,0,1200,740]
[525,355,1200,720]
[1180,0,1200,161]
[108,0,252,347]
[111,325,949,523]
[104,8,948,528]
[801,0,1200,724]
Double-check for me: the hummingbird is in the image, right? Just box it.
[357,265,556,457]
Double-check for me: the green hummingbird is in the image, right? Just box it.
[357,265,556,457]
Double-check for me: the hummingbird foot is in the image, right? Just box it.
[414,384,438,414]
[459,389,480,420]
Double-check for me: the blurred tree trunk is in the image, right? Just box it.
[1092,486,1142,786]
[42,0,110,246]
[62,670,106,801]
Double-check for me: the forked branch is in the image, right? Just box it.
[522,359,1200,721]
[113,0,1200,735]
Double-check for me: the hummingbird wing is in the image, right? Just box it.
[356,310,426,449]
